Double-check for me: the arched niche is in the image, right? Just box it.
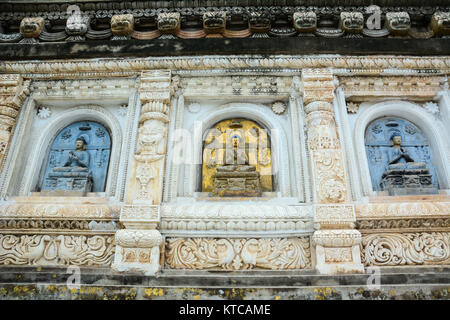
[187,103,292,197]
[201,118,273,195]
[19,105,123,197]
[365,117,438,191]
[39,121,112,193]
[354,101,450,196]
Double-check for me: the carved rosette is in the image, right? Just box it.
[0,75,30,173]
[301,70,348,203]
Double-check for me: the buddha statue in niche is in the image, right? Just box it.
[380,131,437,195]
[212,120,262,197]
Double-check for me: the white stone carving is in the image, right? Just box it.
[36,106,51,119]
[165,237,312,270]
[361,232,450,266]
[271,101,287,114]
[160,204,313,237]
[0,234,114,266]
[423,101,440,115]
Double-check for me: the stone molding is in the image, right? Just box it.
[355,201,450,218]
[356,218,450,231]
[0,201,120,219]
[160,204,313,236]
[1,56,450,78]
[120,205,160,229]
[165,237,312,270]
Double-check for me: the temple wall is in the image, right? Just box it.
[0,55,449,274]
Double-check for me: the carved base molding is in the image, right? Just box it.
[160,204,313,237]
[165,237,312,271]
[361,232,450,266]
[0,233,114,266]
[111,229,163,276]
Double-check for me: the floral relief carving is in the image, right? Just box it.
[0,234,114,266]
[165,237,311,270]
[361,232,450,266]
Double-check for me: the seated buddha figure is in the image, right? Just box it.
[216,134,256,173]
[380,132,435,195]
[213,129,261,197]
[53,137,90,172]
[45,136,93,193]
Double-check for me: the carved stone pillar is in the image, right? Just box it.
[112,70,178,275]
[301,69,364,274]
[0,75,30,174]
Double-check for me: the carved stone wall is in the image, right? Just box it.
[0,55,448,275]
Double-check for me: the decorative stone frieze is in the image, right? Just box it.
[385,12,411,36]
[339,12,364,34]
[0,234,114,266]
[361,232,450,266]
[0,75,30,174]
[355,201,450,218]
[1,56,450,78]
[165,237,312,270]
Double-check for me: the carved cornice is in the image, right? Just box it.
[1,5,449,41]
[1,56,450,78]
